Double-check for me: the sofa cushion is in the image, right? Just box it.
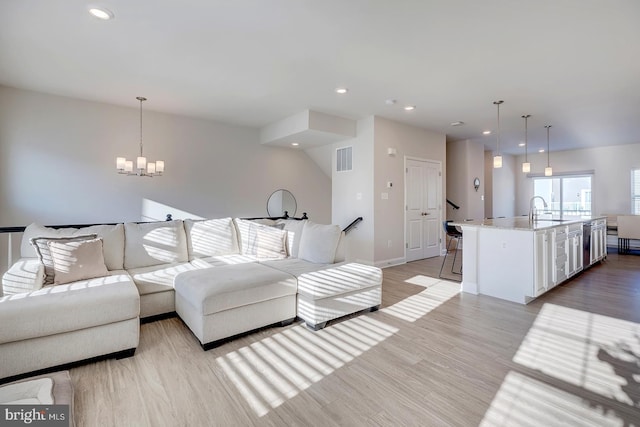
[49,238,109,285]
[175,263,297,315]
[1,258,45,295]
[78,223,125,270]
[124,220,188,269]
[184,218,239,261]
[21,223,125,270]
[0,271,139,344]
[127,262,199,295]
[263,259,382,301]
[234,219,288,260]
[189,254,258,269]
[31,234,98,286]
[275,219,306,258]
[297,221,342,264]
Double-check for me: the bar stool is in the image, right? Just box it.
[439,220,462,280]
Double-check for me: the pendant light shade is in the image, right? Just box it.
[116,97,164,177]
[522,114,531,173]
[493,100,504,169]
[544,125,553,176]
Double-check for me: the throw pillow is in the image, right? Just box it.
[235,219,288,259]
[184,218,239,260]
[255,225,288,259]
[298,221,342,264]
[48,238,109,285]
[21,223,77,258]
[275,219,306,258]
[30,234,98,285]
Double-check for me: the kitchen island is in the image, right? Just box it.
[451,216,606,304]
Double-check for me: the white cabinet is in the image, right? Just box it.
[534,229,554,296]
[567,224,583,277]
[553,226,568,285]
[534,224,576,297]
[590,219,607,264]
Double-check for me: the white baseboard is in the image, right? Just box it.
[375,257,406,269]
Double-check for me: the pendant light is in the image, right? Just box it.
[544,125,553,176]
[522,114,531,173]
[493,100,504,168]
[116,97,164,177]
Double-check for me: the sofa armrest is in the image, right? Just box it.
[2,258,45,296]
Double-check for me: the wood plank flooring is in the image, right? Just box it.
[70,252,640,426]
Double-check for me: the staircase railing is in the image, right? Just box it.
[446,199,460,210]
[343,217,363,234]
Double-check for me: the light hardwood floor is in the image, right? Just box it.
[70,252,640,426]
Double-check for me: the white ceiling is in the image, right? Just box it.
[1,0,639,154]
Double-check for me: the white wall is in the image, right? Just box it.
[332,117,375,264]
[446,139,484,221]
[515,143,640,216]
[373,117,446,266]
[331,116,447,266]
[0,86,331,271]
[484,151,494,218]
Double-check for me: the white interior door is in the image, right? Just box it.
[405,158,441,262]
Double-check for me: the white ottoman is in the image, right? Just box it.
[262,260,383,330]
[174,263,298,349]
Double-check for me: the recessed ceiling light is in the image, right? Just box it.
[518,142,526,147]
[385,99,397,105]
[291,142,299,146]
[335,88,348,94]
[539,149,545,153]
[451,121,465,126]
[404,105,416,111]
[88,7,114,20]
[483,130,492,135]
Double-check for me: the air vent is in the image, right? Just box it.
[336,146,352,172]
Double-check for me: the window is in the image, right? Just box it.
[633,168,640,214]
[336,146,352,172]
[533,174,593,218]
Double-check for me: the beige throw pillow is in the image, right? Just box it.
[30,234,98,285]
[48,238,108,285]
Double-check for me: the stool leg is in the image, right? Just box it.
[451,236,462,275]
[438,236,454,279]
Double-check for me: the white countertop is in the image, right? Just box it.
[451,216,605,231]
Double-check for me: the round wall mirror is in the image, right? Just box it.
[267,189,297,217]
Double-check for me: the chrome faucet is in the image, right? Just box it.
[529,196,548,222]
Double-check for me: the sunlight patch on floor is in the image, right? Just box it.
[216,316,398,417]
[381,280,459,322]
[479,371,623,427]
[403,274,442,288]
[513,303,640,407]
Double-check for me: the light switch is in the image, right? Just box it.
[356,192,362,200]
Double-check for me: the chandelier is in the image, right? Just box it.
[116,97,164,177]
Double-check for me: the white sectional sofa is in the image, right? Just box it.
[1,217,382,381]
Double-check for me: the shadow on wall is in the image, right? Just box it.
[142,199,204,221]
